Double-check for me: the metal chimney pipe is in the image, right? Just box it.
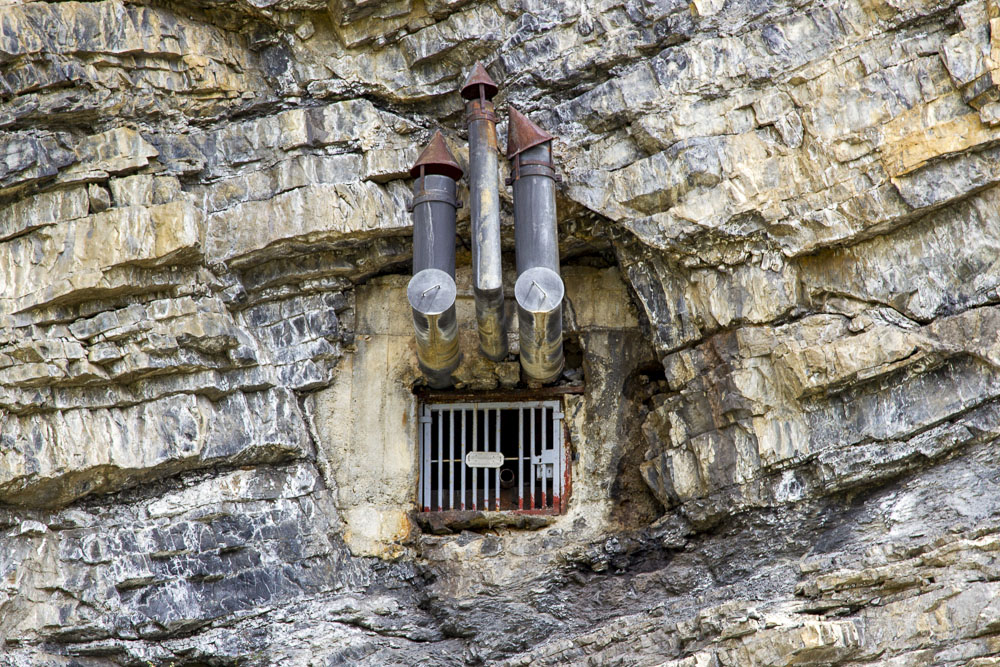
[507,107,564,384]
[462,63,508,362]
[408,131,463,388]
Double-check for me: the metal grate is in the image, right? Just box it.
[418,401,565,513]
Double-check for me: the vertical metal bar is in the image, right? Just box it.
[555,405,564,512]
[541,405,548,508]
[483,406,489,510]
[530,405,536,509]
[419,406,425,511]
[418,406,423,511]
[518,407,524,510]
[437,409,443,511]
[472,406,478,511]
[423,406,432,511]
[449,409,455,510]
[494,408,501,510]
[461,408,467,510]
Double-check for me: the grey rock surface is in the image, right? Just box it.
[4,0,1000,664]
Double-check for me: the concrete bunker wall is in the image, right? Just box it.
[308,265,661,558]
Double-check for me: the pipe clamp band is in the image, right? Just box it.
[466,108,498,123]
[409,188,459,211]
[514,163,555,178]
[508,155,557,184]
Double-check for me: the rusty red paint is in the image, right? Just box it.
[415,385,584,403]
[460,61,499,100]
[561,418,573,514]
[415,399,573,517]
[410,130,463,180]
[506,106,555,159]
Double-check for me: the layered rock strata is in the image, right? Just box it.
[5,0,1000,664]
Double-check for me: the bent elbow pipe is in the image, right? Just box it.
[409,132,462,387]
[464,65,508,362]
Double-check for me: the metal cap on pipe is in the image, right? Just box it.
[410,131,463,181]
[460,61,499,100]
[515,266,564,384]
[506,106,555,159]
[408,268,457,315]
[408,268,461,388]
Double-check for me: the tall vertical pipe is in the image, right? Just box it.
[507,107,564,384]
[408,131,462,388]
[462,63,508,361]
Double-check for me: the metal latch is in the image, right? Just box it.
[532,449,558,479]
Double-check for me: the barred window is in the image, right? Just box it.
[418,400,566,514]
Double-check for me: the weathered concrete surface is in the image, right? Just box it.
[5,0,1000,664]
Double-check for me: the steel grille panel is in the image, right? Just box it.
[419,401,565,513]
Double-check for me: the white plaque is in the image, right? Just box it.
[465,451,504,468]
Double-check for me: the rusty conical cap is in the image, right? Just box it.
[410,130,463,180]
[460,61,499,100]
[506,106,555,159]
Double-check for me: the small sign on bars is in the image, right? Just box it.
[465,451,504,468]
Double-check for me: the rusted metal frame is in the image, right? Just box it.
[415,385,584,403]
[554,405,565,512]
[421,405,431,511]
[419,400,566,516]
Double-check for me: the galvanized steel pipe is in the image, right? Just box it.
[512,142,560,276]
[515,267,564,384]
[462,63,508,361]
[408,269,460,388]
[508,107,564,384]
[412,173,457,277]
[409,131,462,387]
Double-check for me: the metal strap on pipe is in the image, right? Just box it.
[465,108,498,123]
[409,188,460,210]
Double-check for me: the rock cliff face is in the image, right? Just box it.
[4,0,1000,664]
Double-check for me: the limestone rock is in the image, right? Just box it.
[6,0,1000,664]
